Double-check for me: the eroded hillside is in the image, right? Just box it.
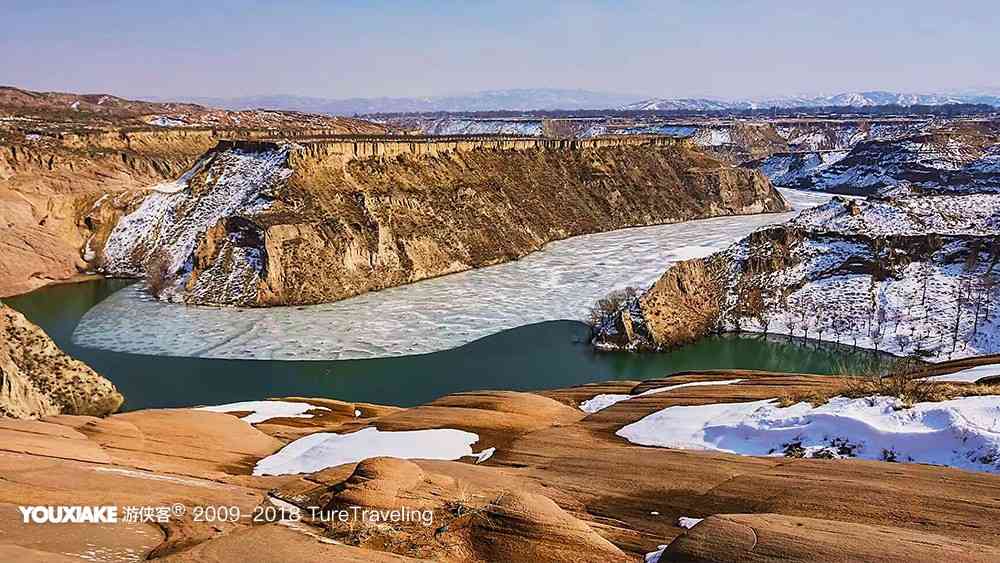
[748,121,1000,194]
[94,136,787,306]
[0,87,388,297]
[594,186,1000,361]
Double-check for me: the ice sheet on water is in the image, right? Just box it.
[72,189,831,361]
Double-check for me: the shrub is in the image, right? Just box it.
[586,286,639,328]
[144,248,176,299]
[778,356,1000,409]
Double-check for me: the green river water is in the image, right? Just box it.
[4,279,874,411]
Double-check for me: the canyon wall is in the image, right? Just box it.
[0,123,387,297]
[747,121,999,194]
[594,189,1000,361]
[96,135,788,306]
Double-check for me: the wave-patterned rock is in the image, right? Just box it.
[95,136,787,306]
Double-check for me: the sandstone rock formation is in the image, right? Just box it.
[95,136,787,306]
[2,372,1000,560]
[0,87,388,297]
[0,303,122,418]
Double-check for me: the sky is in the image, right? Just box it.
[1,0,997,101]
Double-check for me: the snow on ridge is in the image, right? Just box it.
[419,118,543,136]
[789,192,1000,237]
[146,115,188,127]
[580,379,745,413]
[197,400,330,424]
[101,146,292,303]
[678,516,703,529]
[924,364,1000,383]
[617,395,1000,474]
[756,150,850,187]
[253,427,491,476]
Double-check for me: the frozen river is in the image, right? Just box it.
[72,189,832,360]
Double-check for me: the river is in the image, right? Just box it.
[3,188,877,411]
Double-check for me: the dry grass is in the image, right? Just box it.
[778,356,1000,409]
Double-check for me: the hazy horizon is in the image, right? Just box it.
[2,0,998,101]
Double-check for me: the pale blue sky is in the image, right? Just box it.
[2,0,996,99]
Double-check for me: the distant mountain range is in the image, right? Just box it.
[146,88,1000,115]
[157,89,640,115]
[623,91,1000,111]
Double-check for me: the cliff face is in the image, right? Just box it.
[594,187,1000,361]
[0,303,122,418]
[0,121,388,297]
[96,136,787,306]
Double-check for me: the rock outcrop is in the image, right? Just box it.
[0,303,122,418]
[594,187,1000,361]
[0,87,388,297]
[748,123,1000,194]
[4,373,1000,560]
[95,135,787,306]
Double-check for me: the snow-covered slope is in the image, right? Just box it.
[595,189,1000,362]
[753,129,1000,194]
[618,395,1000,474]
[716,193,1000,361]
[100,144,293,304]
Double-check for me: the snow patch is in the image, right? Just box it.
[580,379,745,413]
[618,395,1000,474]
[146,116,188,127]
[197,400,329,424]
[253,427,487,476]
[678,516,703,529]
[924,364,1000,383]
[645,545,668,563]
[472,447,496,463]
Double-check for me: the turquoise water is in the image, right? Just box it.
[5,279,870,411]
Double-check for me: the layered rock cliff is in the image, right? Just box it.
[94,136,787,306]
[594,186,1000,361]
[0,123,387,297]
[0,302,122,418]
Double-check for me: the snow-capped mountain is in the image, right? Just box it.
[622,90,1000,111]
[620,98,735,111]
[161,89,640,115]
